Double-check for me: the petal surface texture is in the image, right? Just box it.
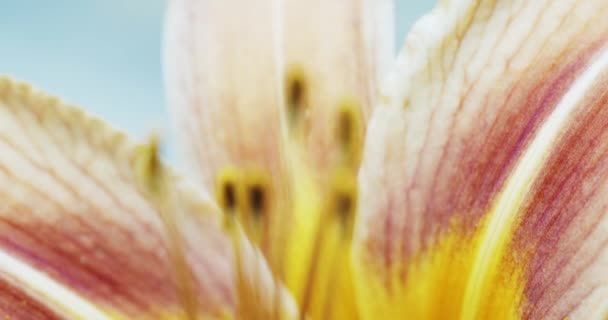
[163,0,393,190]
[0,77,291,319]
[163,1,393,317]
[356,0,608,319]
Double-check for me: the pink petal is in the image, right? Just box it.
[356,1,608,318]
[0,277,63,319]
[163,0,394,190]
[0,76,237,318]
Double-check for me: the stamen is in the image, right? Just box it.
[215,167,242,231]
[328,166,358,240]
[284,65,309,136]
[249,185,265,214]
[243,169,273,250]
[215,167,278,320]
[135,134,163,194]
[298,166,359,319]
[298,219,324,319]
[334,99,363,169]
[215,168,253,319]
[135,135,197,320]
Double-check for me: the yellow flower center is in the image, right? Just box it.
[136,65,528,319]
[212,66,363,319]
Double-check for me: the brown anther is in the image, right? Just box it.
[248,184,266,220]
[223,182,238,212]
[215,167,242,231]
[335,192,353,227]
[328,167,358,240]
[285,65,309,132]
[334,98,363,169]
[242,169,273,247]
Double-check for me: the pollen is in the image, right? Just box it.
[211,66,527,319]
[327,166,357,240]
[333,98,363,169]
[135,135,198,320]
[202,75,534,320]
[215,167,241,230]
[284,65,309,136]
[211,68,367,318]
[242,169,273,248]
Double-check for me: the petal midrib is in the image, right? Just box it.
[0,249,113,320]
[461,42,608,320]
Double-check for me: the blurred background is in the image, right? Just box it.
[0,1,434,159]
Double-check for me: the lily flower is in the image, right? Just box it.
[0,0,606,319]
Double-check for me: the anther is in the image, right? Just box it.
[243,170,272,247]
[215,168,256,319]
[215,167,242,231]
[334,98,363,169]
[136,135,197,320]
[225,183,237,211]
[248,184,266,219]
[134,134,163,195]
[284,65,309,134]
[298,166,358,319]
[335,193,353,227]
[329,167,358,240]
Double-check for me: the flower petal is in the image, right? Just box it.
[0,76,292,319]
[163,0,394,189]
[163,0,282,192]
[163,1,395,304]
[0,276,64,319]
[355,0,608,319]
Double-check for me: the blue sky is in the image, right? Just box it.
[0,1,434,158]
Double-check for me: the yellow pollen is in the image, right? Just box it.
[206,66,532,319]
[211,83,366,318]
[215,167,272,320]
